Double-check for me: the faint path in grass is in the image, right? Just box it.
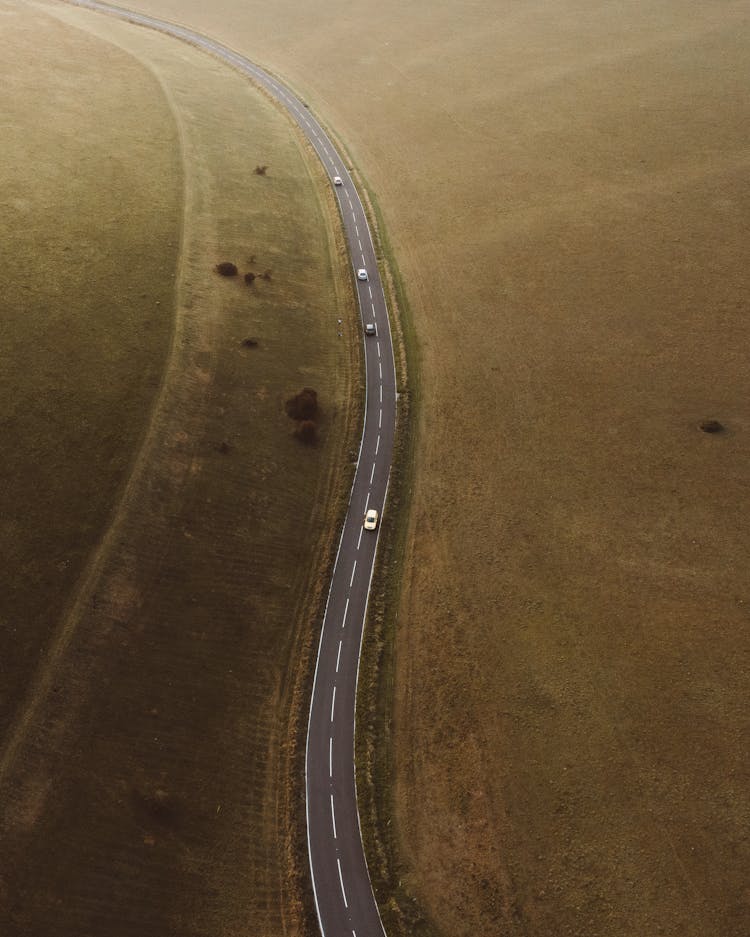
[1,4,359,934]
[0,2,187,790]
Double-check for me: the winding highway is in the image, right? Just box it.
[64,2,396,935]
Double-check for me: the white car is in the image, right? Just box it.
[333,175,343,186]
[364,323,376,336]
[363,509,379,530]
[357,268,368,281]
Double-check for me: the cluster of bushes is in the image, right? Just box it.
[285,387,320,446]
[215,262,273,284]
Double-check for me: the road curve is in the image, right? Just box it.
[63,3,395,935]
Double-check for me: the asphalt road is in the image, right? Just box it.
[65,3,396,935]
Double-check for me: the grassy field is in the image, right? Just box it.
[1,3,357,934]
[0,1,181,751]
[116,1,750,936]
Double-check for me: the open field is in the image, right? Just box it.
[0,0,181,751]
[1,3,357,934]
[117,1,750,935]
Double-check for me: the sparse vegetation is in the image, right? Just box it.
[244,271,256,284]
[216,261,238,276]
[254,164,268,175]
[700,419,724,434]
[241,337,259,348]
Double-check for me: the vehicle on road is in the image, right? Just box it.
[364,323,376,336]
[363,509,379,530]
[357,268,368,281]
[333,175,343,186]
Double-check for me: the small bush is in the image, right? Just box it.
[294,420,318,445]
[700,419,724,434]
[216,261,238,277]
[215,440,232,454]
[285,387,318,422]
[244,272,256,285]
[260,269,273,281]
[241,338,259,348]
[254,165,268,175]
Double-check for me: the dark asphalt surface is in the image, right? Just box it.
[65,3,396,935]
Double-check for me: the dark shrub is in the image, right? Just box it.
[285,387,318,421]
[260,270,273,281]
[700,419,724,434]
[216,262,238,277]
[244,272,256,285]
[254,165,268,175]
[294,420,318,445]
[241,338,258,348]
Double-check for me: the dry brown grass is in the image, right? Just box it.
[1,3,358,935]
[110,2,750,935]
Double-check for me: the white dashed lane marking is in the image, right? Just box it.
[330,794,337,839]
[78,19,396,936]
[337,858,349,909]
[357,526,363,550]
[379,409,382,429]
